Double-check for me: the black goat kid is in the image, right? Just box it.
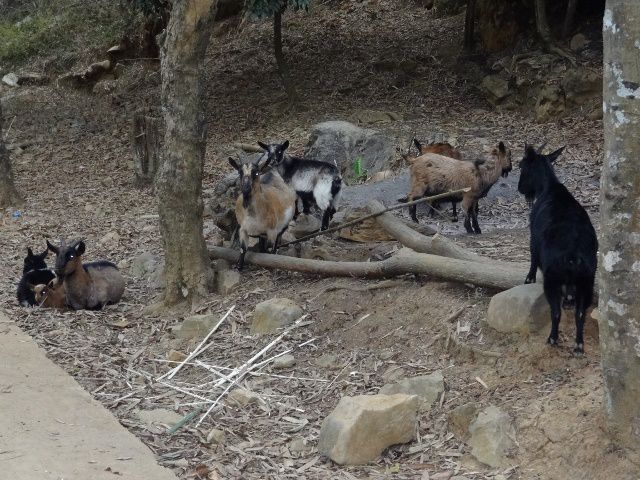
[17,247,56,306]
[518,144,597,353]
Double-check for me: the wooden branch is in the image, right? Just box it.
[279,188,470,248]
[232,143,264,153]
[208,246,528,291]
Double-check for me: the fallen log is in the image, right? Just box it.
[209,246,528,291]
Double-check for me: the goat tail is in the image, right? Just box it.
[331,176,342,197]
[472,158,486,169]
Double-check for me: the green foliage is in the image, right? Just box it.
[245,0,311,18]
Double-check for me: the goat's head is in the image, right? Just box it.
[47,239,85,278]
[24,247,48,273]
[518,143,565,206]
[258,140,290,166]
[33,278,60,304]
[491,141,512,178]
[229,155,271,208]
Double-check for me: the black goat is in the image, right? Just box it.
[518,144,597,353]
[17,247,56,306]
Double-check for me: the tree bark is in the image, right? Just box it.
[463,0,477,52]
[273,7,299,106]
[534,0,552,44]
[599,0,640,463]
[0,103,22,208]
[132,111,160,187]
[562,0,578,39]
[209,246,528,291]
[156,0,218,306]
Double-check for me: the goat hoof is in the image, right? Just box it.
[525,276,536,284]
[452,217,458,223]
[473,229,481,235]
[573,344,585,355]
[547,337,559,347]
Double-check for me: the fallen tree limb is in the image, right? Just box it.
[209,246,528,291]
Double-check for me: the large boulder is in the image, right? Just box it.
[379,371,444,411]
[481,75,511,106]
[561,68,602,106]
[318,394,419,465]
[535,84,566,123]
[251,298,303,334]
[486,284,550,334]
[305,121,394,183]
[469,406,516,468]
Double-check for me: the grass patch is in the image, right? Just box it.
[0,1,126,67]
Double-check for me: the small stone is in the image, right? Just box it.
[481,75,511,104]
[315,353,342,370]
[273,354,296,369]
[431,473,453,480]
[216,269,240,295]
[167,349,187,362]
[288,437,309,453]
[227,388,260,406]
[2,73,19,87]
[171,458,189,468]
[570,33,589,51]
[175,314,217,340]
[486,284,550,334]
[448,402,480,440]
[251,298,303,334]
[379,371,444,410]
[318,394,420,465]
[206,428,226,445]
[131,252,162,278]
[381,366,405,383]
[469,406,516,468]
[136,408,182,427]
[99,231,120,245]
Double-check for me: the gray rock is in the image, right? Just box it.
[381,366,406,383]
[305,121,394,183]
[469,405,516,468]
[175,314,217,340]
[481,75,511,104]
[251,298,303,334]
[535,84,566,123]
[216,269,240,295]
[288,437,310,453]
[562,68,602,106]
[289,214,321,238]
[131,252,165,289]
[570,33,589,51]
[227,388,260,406]
[379,371,444,410]
[318,394,420,465]
[315,353,342,370]
[206,428,226,445]
[486,284,550,334]
[448,402,480,440]
[98,231,120,245]
[2,73,19,87]
[273,354,296,369]
[136,408,182,427]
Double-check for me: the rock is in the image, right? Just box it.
[561,68,602,106]
[2,73,19,87]
[481,75,511,104]
[379,371,444,410]
[588,106,603,120]
[175,314,217,340]
[130,252,162,278]
[305,121,395,183]
[251,298,303,334]
[469,406,516,468]
[315,353,342,370]
[136,408,182,427]
[535,84,566,123]
[318,394,420,465]
[570,33,589,51]
[486,284,550,334]
[448,402,480,440]
[369,170,393,183]
[381,366,405,383]
[206,428,226,445]
[273,354,296,369]
[289,214,321,238]
[354,110,402,124]
[92,79,118,95]
[99,231,120,245]
[227,388,260,406]
[337,207,395,242]
[431,473,453,480]
[216,269,240,295]
[288,437,310,453]
[167,349,187,362]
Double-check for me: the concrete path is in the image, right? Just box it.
[0,313,177,480]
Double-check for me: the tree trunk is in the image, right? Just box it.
[599,0,640,463]
[562,0,578,39]
[534,0,553,44]
[463,0,477,52]
[0,103,22,208]
[273,7,299,106]
[156,0,218,306]
[132,111,160,187]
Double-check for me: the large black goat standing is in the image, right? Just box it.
[518,144,598,353]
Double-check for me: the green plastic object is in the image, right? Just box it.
[353,157,363,177]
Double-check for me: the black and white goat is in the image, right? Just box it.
[258,140,342,230]
[17,246,56,306]
[518,144,597,353]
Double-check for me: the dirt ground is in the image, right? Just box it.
[0,2,634,479]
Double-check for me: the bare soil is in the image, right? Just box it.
[1,2,633,479]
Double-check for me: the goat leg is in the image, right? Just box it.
[463,208,474,234]
[471,205,481,234]
[451,202,458,222]
[525,254,538,283]
[321,210,331,231]
[258,237,268,253]
[545,284,562,346]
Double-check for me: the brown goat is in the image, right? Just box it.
[406,142,512,234]
[33,278,67,309]
[46,239,125,310]
[412,139,463,160]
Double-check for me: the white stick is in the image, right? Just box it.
[157,305,235,381]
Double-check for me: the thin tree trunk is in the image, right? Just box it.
[562,0,578,38]
[132,111,160,187]
[0,103,22,208]
[534,0,576,63]
[463,0,477,52]
[273,7,299,106]
[156,0,218,306]
[599,0,640,463]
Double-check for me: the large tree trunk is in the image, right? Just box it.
[0,103,22,208]
[156,0,218,306]
[599,0,640,463]
[562,0,578,38]
[273,7,299,106]
[463,0,477,52]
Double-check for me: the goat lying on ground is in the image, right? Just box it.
[47,239,125,310]
[518,144,597,354]
[17,246,56,306]
[258,140,342,230]
[404,142,512,233]
[229,155,297,270]
[32,278,67,309]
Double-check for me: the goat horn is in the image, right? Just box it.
[537,141,548,154]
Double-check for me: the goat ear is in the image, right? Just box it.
[257,141,269,151]
[498,141,506,153]
[46,240,59,254]
[228,157,241,171]
[413,139,422,152]
[546,146,565,163]
[38,248,48,259]
[27,247,34,257]
[280,140,290,151]
[75,241,86,256]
